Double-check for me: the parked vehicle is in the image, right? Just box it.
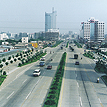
[74,54,78,59]
[47,65,52,69]
[33,69,41,76]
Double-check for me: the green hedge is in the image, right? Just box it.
[66,41,69,48]
[74,41,82,48]
[43,52,66,107]
[18,52,47,67]
[95,60,107,74]
[83,51,95,59]
[0,75,7,86]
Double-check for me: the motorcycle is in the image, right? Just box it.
[97,78,99,83]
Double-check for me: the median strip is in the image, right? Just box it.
[43,52,66,107]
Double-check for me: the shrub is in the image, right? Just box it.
[48,94,56,99]
[45,100,56,105]
[14,58,17,62]
[10,60,13,64]
[8,56,11,60]
[18,63,22,67]
[0,64,3,68]
[5,62,9,66]
[18,57,21,60]
[2,58,6,62]
[3,71,6,75]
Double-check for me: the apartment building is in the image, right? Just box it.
[81,17,104,43]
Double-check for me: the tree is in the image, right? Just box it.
[10,60,13,64]
[3,71,6,75]
[18,57,21,60]
[12,55,14,58]
[14,58,17,62]
[0,64,3,68]
[18,63,22,67]
[32,48,34,52]
[2,58,6,62]
[5,62,9,66]
[8,56,11,60]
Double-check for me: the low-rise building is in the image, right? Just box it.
[45,29,59,41]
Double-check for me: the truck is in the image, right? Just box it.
[74,54,78,59]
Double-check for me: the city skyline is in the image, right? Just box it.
[0,0,107,34]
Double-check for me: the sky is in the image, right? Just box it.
[0,0,107,34]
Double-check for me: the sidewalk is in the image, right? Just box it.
[0,60,21,75]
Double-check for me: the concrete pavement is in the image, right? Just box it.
[58,46,107,107]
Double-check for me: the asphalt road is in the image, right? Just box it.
[0,43,66,107]
[58,44,107,107]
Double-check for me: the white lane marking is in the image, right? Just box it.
[1,64,36,91]
[98,98,102,103]
[26,91,31,99]
[25,79,40,99]
[76,74,77,78]
[22,79,27,84]
[77,82,79,87]
[80,96,82,107]
[7,91,14,99]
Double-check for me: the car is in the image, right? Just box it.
[40,58,45,61]
[39,61,45,66]
[42,56,45,58]
[47,65,52,69]
[75,61,79,65]
[33,69,41,76]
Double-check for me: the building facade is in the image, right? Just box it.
[22,37,28,43]
[45,29,59,41]
[81,17,104,43]
[45,8,57,32]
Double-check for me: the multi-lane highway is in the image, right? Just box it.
[0,42,107,107]
[0,43,65,107]
[58,44,107,107]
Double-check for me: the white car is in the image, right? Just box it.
[33,69,41,76]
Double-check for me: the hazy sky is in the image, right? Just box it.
[0,0,107,34]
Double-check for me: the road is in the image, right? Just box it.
[1,42,107,107]
[0,43,65,107]
[58,44,107,107]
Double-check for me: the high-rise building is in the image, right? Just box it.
[45,8,57,32]
[81,17,104,43]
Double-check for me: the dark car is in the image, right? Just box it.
[75,61,79,65]
[47,65,52,69]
